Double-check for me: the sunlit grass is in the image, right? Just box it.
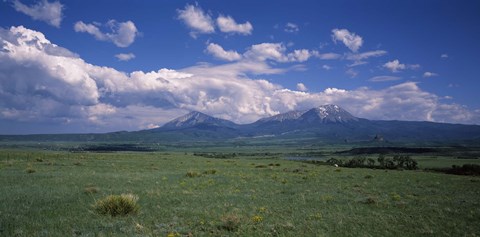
[0,149,479,236]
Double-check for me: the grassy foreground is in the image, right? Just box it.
[0,150,479,236]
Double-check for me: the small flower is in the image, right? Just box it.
[252,215,263,223]
[258,207,267,212]
[167,232,180,237]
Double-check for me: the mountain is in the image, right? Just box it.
[256,110,304,123]
[2,104,480,144]
[159,111,238,130]
[298,105,359,123]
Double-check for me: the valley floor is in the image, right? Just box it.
[0,148,479,236]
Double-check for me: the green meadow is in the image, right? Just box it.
[0,147,479,236]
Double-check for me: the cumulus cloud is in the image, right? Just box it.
[216,15,253,35]
[177,4,215,37]
[12,0,63,27]
[74,20,138,47]
[244,43,315,63]
[423,72,438,78]
[332,28,363,52]
[383,59,420,72]
[284,22,299,33]
[1,26,479,134]
[205,43,242,61]
[322,65,332,70]
[383,59,406,72]
[115,53,135,61]
[296,83,308,92]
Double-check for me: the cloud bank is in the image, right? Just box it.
[1,26,479,133]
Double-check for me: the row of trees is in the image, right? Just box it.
[327,154,418,170]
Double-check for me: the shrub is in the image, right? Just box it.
[367,158,375,167]
[404,157,418,170]
[25,167,36,173]
[446,164,480,176]
[84,186,99,194]
[377,154,385,166]
[326,158,343,166]
[203,169,217,175]
[93,194,139,217]
[186,171,200,177]
[344,156,367,168]
[362,197,377,204]
[219,214,241,231]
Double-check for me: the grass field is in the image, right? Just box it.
[0,148,479,236]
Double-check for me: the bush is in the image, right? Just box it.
[367,158,375,167]
[446,164,480,176]
[93,194,139,217]
[84,186,99,194]
[344,156,366,168]
[186,171,200,177]
[326,158,343,166]
[203,169,217,175]
[219,214,241,231]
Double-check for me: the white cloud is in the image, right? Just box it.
[115,53,135,61]
[205,43,242,61]
[288,49,312,62]
[296,83,308,92]
[383,59,406,72]
[12,0,63,27]
[284,22,299,33]
[177,4,214,37]
[346,68,358,78]
[244,43,314,63]
[344,50,387,67]
[322,65,332,70]
[347,50,387,61]
[216,15,253,35]
[441,54,448,59]
[369,75,402,82]
[423,72,438,77]
[408,64,421,70]
[383,59,420,72]
[1,26,479,133]
[315,52,342,60]
[74,20,138,47]
[332,28,363,52]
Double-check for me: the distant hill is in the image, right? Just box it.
[1,104,480,144]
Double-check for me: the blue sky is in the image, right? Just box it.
[1,0,479,134]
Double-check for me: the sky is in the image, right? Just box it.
[1,0,480,134]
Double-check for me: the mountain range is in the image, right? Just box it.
[144,104,480,143]
[2,104,480,143]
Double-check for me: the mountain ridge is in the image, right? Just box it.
[1,104,480,143]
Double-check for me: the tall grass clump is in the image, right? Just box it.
[93,194,139,217]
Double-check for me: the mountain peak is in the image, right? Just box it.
[160,111,237,130]
[301,104,359,123]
